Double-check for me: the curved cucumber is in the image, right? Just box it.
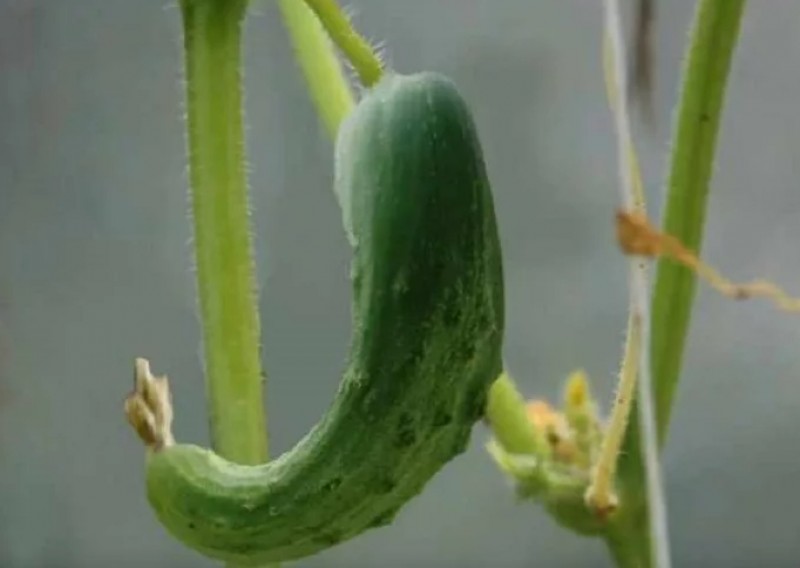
[143,72,504,564]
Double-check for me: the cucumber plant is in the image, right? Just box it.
[124,0,750,567]
[126,46,505,568]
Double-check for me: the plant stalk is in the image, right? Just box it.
[181,4,273,565]
[611,0,747,566]
[585,313,641,514]
[301,0,383,87]
[180,0,268,467]
[601,0,669,565]
[278,0,355,138]
[649,0,747,443]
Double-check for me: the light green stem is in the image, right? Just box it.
[278,0,355,138]
[182,4,272,565]
[611,1,746,565]
[586,314,641,513]
[180,0,268,466]
[301,0,383,87]
[649,0,747,443]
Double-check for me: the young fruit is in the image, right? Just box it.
[136,71,505,565]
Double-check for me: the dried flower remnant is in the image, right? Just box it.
[616,209,800,313]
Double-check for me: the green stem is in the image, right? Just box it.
[586,314,641,514]
[278,0,355,138]
[181,0,268,466]
[650,0,746,443]
[606,524,652,568]
[611,1,746,565]
[301,0,383,87]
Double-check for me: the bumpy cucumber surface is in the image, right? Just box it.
[145,71,505,564]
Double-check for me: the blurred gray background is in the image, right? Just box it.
[1,0,800,566]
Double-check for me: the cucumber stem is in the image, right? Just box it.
[180,0,268,466]
[585,313,641,516]
[181,4,272,566]
[601,2,668,564]
[278,0,355,138]
[301,0,383,87]
[610,1,746,566]
[648,0,747,443]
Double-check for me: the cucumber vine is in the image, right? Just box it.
[125,1,750,567]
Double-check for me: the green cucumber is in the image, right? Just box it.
[142,71,504,564]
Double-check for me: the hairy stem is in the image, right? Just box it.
[585,313,640,514]
[278,0,355,138]
[612,0,746,565]
[649,0,747,443]
[301,0,383,87]
[601,0,669,565]
[181,0,268,466]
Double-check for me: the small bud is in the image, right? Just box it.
[564,369,590,409]
[563,370,603,468]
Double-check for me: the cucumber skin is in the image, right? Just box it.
[146,71,505,564]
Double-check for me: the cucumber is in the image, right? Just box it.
[142,71,504,564]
